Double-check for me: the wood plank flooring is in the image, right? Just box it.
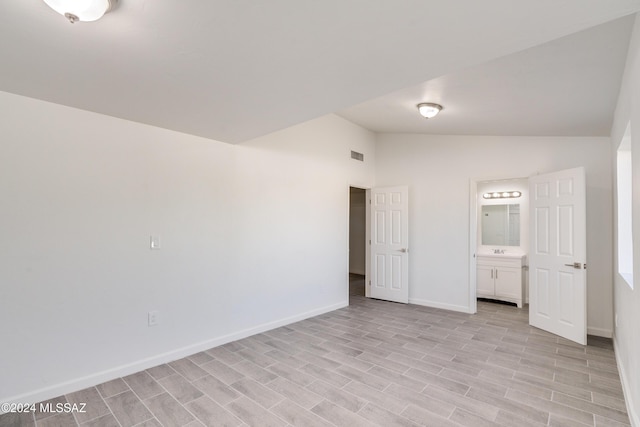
[0,276,630,426]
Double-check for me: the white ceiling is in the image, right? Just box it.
[0,1,639,143]
[337,16,635,136]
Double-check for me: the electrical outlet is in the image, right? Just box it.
[148,311,159,326]
[150,235,161,250]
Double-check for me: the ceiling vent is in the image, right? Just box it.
[351,150,364,161]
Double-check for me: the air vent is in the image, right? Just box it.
[351,150,364,161]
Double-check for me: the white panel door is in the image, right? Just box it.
[370,186,409,303]
[529,167,586,345]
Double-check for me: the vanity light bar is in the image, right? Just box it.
[483,191,522,199]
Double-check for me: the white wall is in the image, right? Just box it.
[375,134,613,334]
[349,188,367,275]
[0,90,375,404]
[231,115,376,327]
[611,13,640,427]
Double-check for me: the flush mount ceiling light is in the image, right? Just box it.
[483,191,522,199]
[417,103,443,119]
[42,0,118,23]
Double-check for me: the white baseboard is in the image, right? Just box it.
[587,326,613,338]
[614,336,639,427]
[0,301,347,411]
[409,298,472,314]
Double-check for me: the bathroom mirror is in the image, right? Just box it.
[481,204,520,246]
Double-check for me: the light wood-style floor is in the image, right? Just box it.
[1,275,630,426]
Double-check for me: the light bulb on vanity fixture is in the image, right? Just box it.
[417,103,443,119]
[42,0,118,23]
[483,191,522,199]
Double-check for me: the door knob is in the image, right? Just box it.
[399,248,408,253]
[564,262,582,269]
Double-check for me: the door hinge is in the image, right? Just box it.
[369,239,371,245]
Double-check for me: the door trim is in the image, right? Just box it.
[469,179,478,314]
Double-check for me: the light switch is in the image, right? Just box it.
[150,235,161,250]
[148,311,159,326]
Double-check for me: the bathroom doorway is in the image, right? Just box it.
[470,177,529,311]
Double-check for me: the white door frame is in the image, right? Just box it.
[468,180,478,314]
[365,188,371,298]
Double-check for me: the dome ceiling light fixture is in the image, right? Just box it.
[42,0,118,23]
[417,102,443,119]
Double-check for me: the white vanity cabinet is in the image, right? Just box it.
[477,254,525,307]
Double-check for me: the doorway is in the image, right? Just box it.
[470,170,587,345]
[470,177,529,312]
[349,187,366,300]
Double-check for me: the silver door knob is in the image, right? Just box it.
[399,248,408,253]
[564,262,582,269]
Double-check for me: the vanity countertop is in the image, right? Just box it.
[477,252,526,260]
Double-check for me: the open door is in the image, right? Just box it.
[529,167,586,345]
[370,186,409,303]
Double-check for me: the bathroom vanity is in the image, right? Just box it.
[476,253,525,307]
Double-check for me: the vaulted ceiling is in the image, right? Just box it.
[1,1,639,143]
[338,16,635,137]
